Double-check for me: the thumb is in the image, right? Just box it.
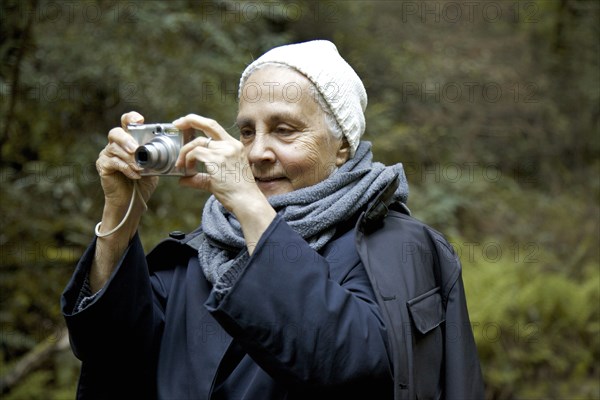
[179,173,211,191]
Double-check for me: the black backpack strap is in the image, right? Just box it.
[360,178,396,233]
[184,232,204,251]
[423,230,443,303]
[360,176,406,234]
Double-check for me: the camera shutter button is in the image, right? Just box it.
[169,231,186,240]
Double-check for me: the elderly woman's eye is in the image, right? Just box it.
[240,128,255,139]
[275,126,294,135]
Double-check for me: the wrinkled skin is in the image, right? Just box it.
[236,67,350,197]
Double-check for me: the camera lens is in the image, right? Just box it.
[134,136,178,173]
[136,148,149,164]
[135,144,166,169]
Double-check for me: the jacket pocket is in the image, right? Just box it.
[407,287,445,400]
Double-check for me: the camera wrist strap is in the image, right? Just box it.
[95,181,147,238]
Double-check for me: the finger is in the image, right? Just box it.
[181,146,211,172]
[185,136,214,149]
[108,127,139,154]
[105,142,143,171]
[105,141,131,160]
[97,153,141,179]
[172,114,233,142]
[176,136,213,168]
[121,111,144,129]
[179,173,211,191]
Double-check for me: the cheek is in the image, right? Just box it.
[290,136,335,182]
[298,141,322,166]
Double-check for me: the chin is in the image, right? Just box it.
[257,180,293,197]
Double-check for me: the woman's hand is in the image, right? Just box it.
[96,112,158,213]
[173,114,276,254]
[173,114,261,214]
[90,111,159,292]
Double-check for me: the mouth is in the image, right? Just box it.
[253,174,291,195]
[254,175,286,183]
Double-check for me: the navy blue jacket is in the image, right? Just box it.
[356,205,484,400]
[62,215,394,399]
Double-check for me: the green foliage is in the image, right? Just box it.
[2,351,79,400]
[1,0,598,398]
[463,255,599,399]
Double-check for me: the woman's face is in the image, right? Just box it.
[237,67,349,197]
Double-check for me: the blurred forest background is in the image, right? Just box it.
[1,0,598,398]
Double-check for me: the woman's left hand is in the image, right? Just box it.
[174,114,276,253]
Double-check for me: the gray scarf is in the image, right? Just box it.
[198,141,409,294]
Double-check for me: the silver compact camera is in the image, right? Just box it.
[128,123,192,176]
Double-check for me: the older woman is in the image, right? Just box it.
[62,41,481,399]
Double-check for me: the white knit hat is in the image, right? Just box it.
[238,40,367,158]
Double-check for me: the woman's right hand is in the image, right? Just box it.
[96,111,158,213]
[90,112,158,292]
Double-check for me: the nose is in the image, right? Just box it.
[246,132,277,166]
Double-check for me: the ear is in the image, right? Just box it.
[335,137,351,167]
